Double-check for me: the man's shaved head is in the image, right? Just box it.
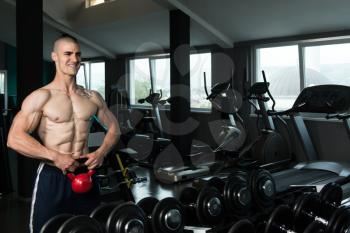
[53,34,79,52]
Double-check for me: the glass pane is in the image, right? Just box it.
[76,62,89,88]
[0,72,4,94]
[190,53,212,109]
[153,58,170,103]
[256,45,299,110]
[304,43,350,87]
[90,62,105,99]
[129,58,151,105]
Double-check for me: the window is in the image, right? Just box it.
[128,53,212,110]
[255,39,350,110]
[76,61,105,99]
[0,70,7,110]
[256,45,300,110]
[0,71,5,94]
[190,53,211,109]
[129,58,151,106]
[85,0,115,8]
[304,43,350,86]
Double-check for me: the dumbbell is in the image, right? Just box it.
[304,222,326,233]
[207,172,252,216]
[137,196,184,233]
[264,201,350,233]
[318,175,350,209]
[90,201,148,233]
[293,193,350,233]
[40,213,105,233]
[179,185,225,227]
[249,169,276,209]
[227,219,255,233]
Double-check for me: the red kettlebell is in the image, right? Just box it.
[67,170,95,194]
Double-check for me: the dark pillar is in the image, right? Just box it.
[0,42,5,70]
[169,10,191,160]
[16,0,43,198]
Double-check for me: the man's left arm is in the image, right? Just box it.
[83,91,121,169]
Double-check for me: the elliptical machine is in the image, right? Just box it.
[245,70,292,166]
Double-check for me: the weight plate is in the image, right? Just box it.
[152,197,184,233]
[326,206,350,233]
[207,176,225,193]
[249,169,276,208]
[304,221,326,233]
[228,219,255,233]
[293,193,318,233]
[265,205,293,233]
[196,186,225,226]
[319,183,343,208]
[137,197,159,218]
[107,202,148,233]
[90,201,123,228]
[40,214,74,233]
[58,215,105,233]
[223,174,251,216]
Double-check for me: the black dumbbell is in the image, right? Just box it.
[249,169,276,209]
[40,214,74,233]
[90,201,148,233]
[179,185,225,227]
[137,197,184,233]
[264,205,295,233]
[293,193,350,233]
[58,215,106,233]
[304,221,326,233]
[227,219,255,233]
[207,172,252,216]
[264,202,350,233]
[319,175,350,209]
[40,213,105,233]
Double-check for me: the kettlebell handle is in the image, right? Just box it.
[66,173,75,181]
[87,169,95,176]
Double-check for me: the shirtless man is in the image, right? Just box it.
[7,34,120,233]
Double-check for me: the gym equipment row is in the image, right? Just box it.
[39,170,350,233]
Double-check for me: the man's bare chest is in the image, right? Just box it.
[42,93,98,123]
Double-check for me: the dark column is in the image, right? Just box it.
[169,10,191,160]
[0,42,5,70]
[16,0,43,198]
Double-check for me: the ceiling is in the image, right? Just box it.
[1,0,350,60]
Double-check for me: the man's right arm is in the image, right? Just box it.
[7,89,78,172]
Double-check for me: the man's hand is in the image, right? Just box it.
[80,151,104,170]
[52,152,79,173]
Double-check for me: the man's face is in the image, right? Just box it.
[51,39,81,77]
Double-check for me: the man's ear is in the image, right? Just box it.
[51,52,57,62]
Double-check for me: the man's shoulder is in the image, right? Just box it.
[21,88,51,111]
[88,90,106,107]
[27,88,51,101]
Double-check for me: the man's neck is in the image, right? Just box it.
[51,74,77,94]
